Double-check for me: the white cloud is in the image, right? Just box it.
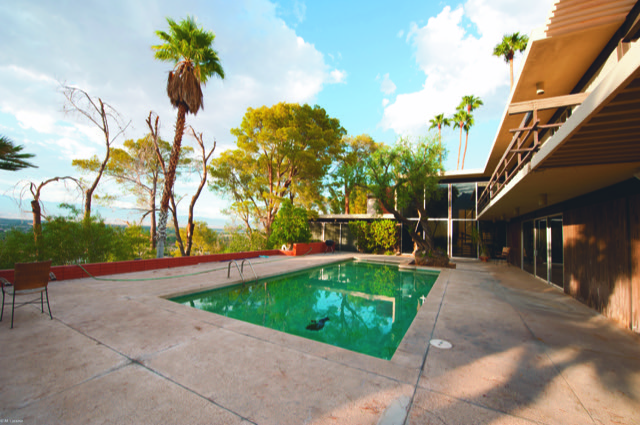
[382,98,390,107]
[293,0,306,24]
[379,73,397,95]
[0,0,343,223]
[397,29,405,38]
[380,0,555,136]
[329,69,347,84]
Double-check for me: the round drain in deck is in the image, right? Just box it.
[430,339,452,349]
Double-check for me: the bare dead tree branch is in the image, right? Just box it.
[183,125,216,256]
[62,84,131,220]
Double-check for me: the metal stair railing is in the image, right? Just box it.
[227,259,245,282]
[240,259,258,281]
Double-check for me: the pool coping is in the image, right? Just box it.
[143,254,449,385]
[161,256,445,365]
[3,254,640,424]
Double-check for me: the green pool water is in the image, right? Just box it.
[170,260,438,360]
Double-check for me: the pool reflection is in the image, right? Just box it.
[172,261,437,360]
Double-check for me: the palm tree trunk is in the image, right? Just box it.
[462,130,469,169]
[457,124,463,170]
[157,103,187,258]
[509,58,514,90]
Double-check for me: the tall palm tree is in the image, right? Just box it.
[458,95,482,169]
[461,113,475,170]
[493,32,529,90]
[452,109,471,170]
[152,16,224,257]
[428,114,452,142]
[0,135,36,171]
[459,95,483,114]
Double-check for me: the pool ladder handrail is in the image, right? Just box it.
[241,259,258,281]
[227,258,258,282]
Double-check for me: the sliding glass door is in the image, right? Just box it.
[522,216,563,288]
[535,218,548,281]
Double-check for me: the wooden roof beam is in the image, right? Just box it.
[508,92,590,115]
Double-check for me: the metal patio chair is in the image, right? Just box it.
[495,247,511,266]
[0,260,53,329]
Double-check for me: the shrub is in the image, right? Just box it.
[222,225,266,253]
[268,199,311,249]
[0,209,152,268]
[171,221,221,257]
[348,220,397,254]
[348,220,371,252]
[370,220,397,253]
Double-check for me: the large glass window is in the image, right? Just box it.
[535,219,548,281]
[522,221,534,275]
[452,183,477,219]
[426,184,448,218]
[425,220,448,254]
[549,216,564,288]
[452,221,477,257]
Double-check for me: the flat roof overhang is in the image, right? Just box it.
[480,0,636,176]
[478,40,640,221]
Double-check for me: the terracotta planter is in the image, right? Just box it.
[479,255,490,262]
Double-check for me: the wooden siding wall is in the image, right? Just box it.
[507,220,522,268]
[631,194,640,332]
[564,197,638,331]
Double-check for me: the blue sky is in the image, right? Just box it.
[0,0,554,227]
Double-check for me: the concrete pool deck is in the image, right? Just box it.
[1,254,639,424]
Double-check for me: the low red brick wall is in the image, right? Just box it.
[0,243,331,282]
[282,242,328,256]
[0,250,282,282]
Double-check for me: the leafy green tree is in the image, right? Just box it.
[493,32,529,89]
[152,16,225,258]
[222,225,267,253]
[268,199,311,249]
[100,135,174,248]
[209,102,345,238]
[329,134,379,214]
[428,114,451,143]
[172,221,220,256]
[65,85,130,221]
[364,136,445,253]
[0,135,36,171]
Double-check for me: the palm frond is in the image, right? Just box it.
[0,135,37,171]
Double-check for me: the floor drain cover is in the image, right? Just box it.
[429,339,452,349]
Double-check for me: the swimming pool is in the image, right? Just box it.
[171,260,438,360]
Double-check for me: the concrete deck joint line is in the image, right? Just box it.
[129,359,260,425]
[3,256,639,424]
[403,271,452,425]
[499,284,599,425]
[56,314,259,425]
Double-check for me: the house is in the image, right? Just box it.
[439,0,640,333]
[313,0,640,333]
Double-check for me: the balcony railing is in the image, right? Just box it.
[477,92,589,215]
